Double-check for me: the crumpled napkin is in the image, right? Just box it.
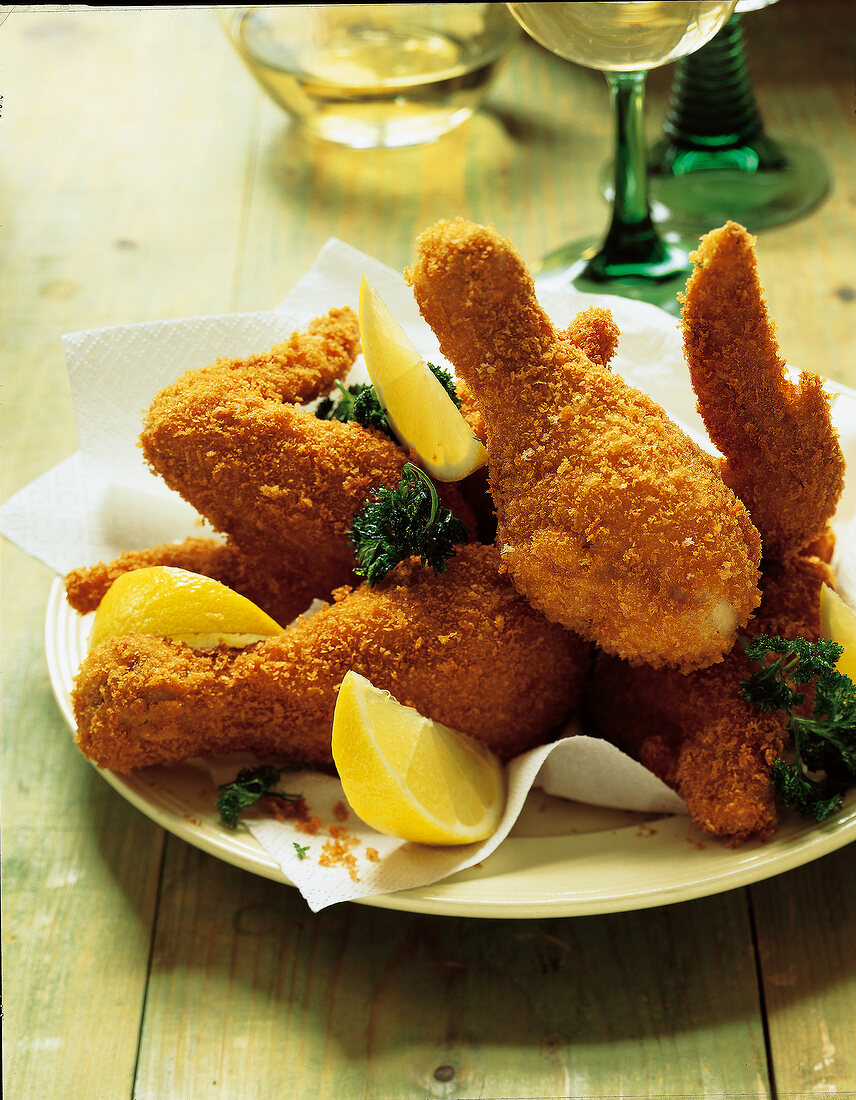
[207,730,684,913]
[4,238,856,911]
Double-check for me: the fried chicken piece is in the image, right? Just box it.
[406,217,762,671]
[682,221,846,559]
[585,553,834,844]
[64,536,321,627]
[585,222,848,843]
[64,309,482,622]
[561,306,620,370]
[139,307,411,608]
[586,651,785,844]
[72,544,590,772]
[62,468,482,624]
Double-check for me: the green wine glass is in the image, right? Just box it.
[507,1,737,315]
[645,2,830,231]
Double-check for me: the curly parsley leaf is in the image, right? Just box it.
[315,382,392,437]
[216,764,302,829]
[348,462,469,585]
[770,759,843,822]
[427,362,461,408]
[740,633,856,822]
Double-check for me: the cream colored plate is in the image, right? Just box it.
[48,580,856,918]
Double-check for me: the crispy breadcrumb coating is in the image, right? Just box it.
[64,309,480,633]
[585,554,834,844]
[72,544,590,772]
[406,218,762,671]
[682,221,845,559]
[138,308,409,606]
[585,222,848,843]
[64,536,322,627]
[561,306,620,370]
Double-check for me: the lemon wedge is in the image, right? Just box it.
[358,274,487,482]
[819,582,856,682]
[88,566,284,650]
[331,670,506,845]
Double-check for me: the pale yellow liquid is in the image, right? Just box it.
[508,1,737,71]
[230,7,514,148]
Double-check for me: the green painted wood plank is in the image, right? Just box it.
[134,840,769,1100]
[751,846,856,1095]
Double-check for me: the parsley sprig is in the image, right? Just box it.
[314,365,459,439]
[425,361,462,408]
[740,634,856,821]
[349,462,469,585]
[216,764,302,829]
[315,382,392,437]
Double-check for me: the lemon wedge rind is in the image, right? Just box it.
[331,669,506,846]
[819,582,856,682]
[358,275,487,483]
[88,566,284,651]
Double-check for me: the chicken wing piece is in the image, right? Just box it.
[406,218,762,672]
[66,307,482,623]
[72,544,590,773]
[139,308,410,607]
[64,536,323,628]
[584,551,833,843]
[681,221,846,559]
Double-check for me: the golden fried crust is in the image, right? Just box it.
[584,552,832,844]
[560,307,620,370]
[68,310,413,627]
[72,544,590,772]
[139,308,409,603]
[756,553,834,641]
[455,377,486,443]
[177,306,362,405]
[586,650,785,845]
[64,536,332,627]
[406,218,761,671]
[682,221,846,559]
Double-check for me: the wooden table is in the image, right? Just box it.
[3,5,854,1097]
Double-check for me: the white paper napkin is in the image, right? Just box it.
[206,730,685,913]
[4,238,856,911]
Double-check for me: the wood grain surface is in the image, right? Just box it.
[2,4,855,1098]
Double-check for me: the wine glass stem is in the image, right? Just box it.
[584,69,669,277]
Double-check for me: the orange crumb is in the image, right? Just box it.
[319,839,360,881]
[365,847,380,862]
[295,815,323,835]
[263,795,309,822]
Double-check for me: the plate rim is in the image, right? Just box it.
[47,579,856,918]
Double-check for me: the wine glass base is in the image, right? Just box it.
[601,137,830,234]
[533,235,692,316]
[648,136,829,231]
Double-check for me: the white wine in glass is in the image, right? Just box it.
[507,1,737,312]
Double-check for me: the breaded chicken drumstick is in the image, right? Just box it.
[586,552,834,843]
[682,220,846,560]
[72,544,590,772]
[137,307,408,613]
[66,308,480,625]
[586,223,847,842]
[406,218,762,671]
